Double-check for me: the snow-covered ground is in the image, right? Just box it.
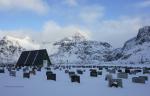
[0,65,150,96]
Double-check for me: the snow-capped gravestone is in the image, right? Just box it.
[0,67,5,73]
[0,35,40,64]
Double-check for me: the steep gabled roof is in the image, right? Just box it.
[16,49,51,67]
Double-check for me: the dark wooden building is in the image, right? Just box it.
[16,49,51,67]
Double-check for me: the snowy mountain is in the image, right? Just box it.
[50,32,113,64]
[0,35,40,64]
[113,26,150,64]
[0,26,150,65]
[50,26,150,64]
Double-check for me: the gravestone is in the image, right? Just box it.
[98,67,103,70]
[9,71,16,77]
[139,76,148,81]
[77,70,83,75]
[68,71,75,77]
[117,72,128,79]
[125,69,130,74]
[118,69,122,73]
[132,77,145,84]
[47,73,56,81]
[97,71,102,75]
[107,69,116,74]
[0,68,4,73]
[29,70,36,75]
[71,75,80,83]
[135,69,142,73]
[143,68,150,74]
[16,67,21,71]
[37,67,41,71]
[23,72,30,78]
[23,67,29,73]
[46,71,53,76]
[65,70,69,73]
[130,70,137,75]
[108,79,123,88]
[90,70,98,77]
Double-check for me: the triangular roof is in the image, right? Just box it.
[16,49,51,67]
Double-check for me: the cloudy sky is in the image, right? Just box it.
[0,0,150,48]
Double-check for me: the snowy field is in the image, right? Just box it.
[0,65,150,96]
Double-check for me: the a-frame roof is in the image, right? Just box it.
[16,49,51,67]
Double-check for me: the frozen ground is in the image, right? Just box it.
[0,65,150,96]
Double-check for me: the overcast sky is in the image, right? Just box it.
[0,0,150,48]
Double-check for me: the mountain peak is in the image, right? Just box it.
[54,31,87,46]
[136,26,150,43]
[71,31,86,42]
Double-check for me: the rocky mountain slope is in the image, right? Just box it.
[0,26,150,65]
[50,26,150,64]
[50,32,113,64]
[111,26,150,64]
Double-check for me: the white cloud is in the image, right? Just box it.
[92,17,150,47]
[0,21,91,54]
[0,17,149,52]
[135,0,150,8]
[0,0,49,14]
[0,21,91,43]
[79,5,105,23]
[41,21,91,42]
[0,30,28,39]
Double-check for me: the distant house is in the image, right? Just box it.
[16,49,51,67]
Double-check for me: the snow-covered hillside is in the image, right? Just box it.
[50,26,150,64]
[113,26,150,64]
[50,32,113,64]
[0,26,150,65]
[0,35,40,64]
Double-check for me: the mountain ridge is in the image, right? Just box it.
[0,26,150,64]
